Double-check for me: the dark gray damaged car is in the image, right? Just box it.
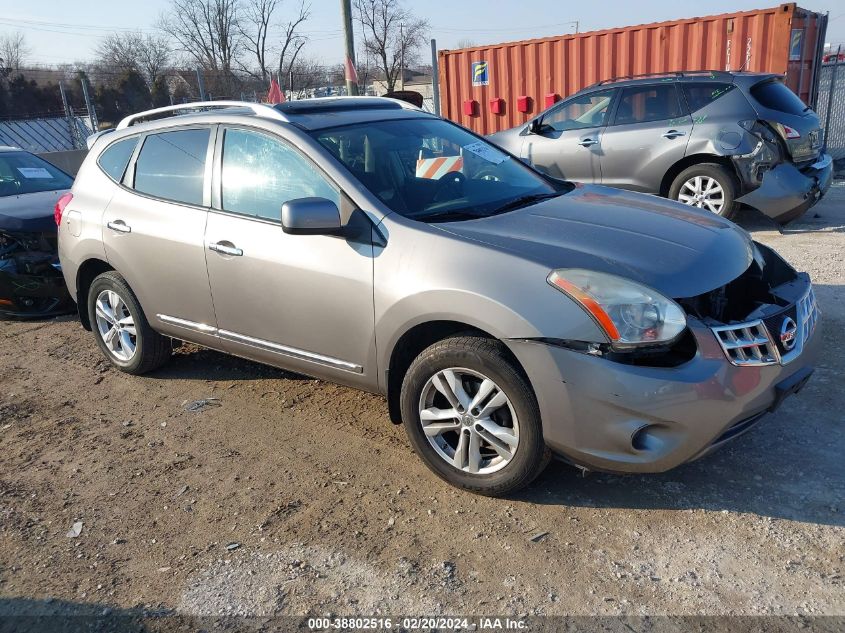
[490,71,833,224]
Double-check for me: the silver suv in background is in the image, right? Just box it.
[59,98,819,495]
[489,71,833,223]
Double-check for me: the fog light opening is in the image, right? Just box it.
[631,425,661,452]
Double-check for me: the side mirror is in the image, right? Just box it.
[281,197,343,236]
[527,119,542,134]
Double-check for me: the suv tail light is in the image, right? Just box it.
[778,123,801,140]
[54,192,73,226]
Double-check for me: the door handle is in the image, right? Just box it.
[662,130,687,139]
[578,138,599,147]
[209,242,243,257]
[106,220,131,233]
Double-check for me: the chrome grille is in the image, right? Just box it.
[799,286,819,343]
[711,285,819,367]
[711,321,778,366]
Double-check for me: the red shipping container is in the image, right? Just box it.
[438,3,827,135]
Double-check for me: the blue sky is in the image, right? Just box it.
[3,0,845,66]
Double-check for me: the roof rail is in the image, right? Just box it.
[593,70,733,87]
[115,101,288,130]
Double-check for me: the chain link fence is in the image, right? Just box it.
[0,114,93,153]
[816,60,845,163]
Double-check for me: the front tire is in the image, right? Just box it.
[87,271,171,375]
[669,163,739,219]
[400,335,549,496]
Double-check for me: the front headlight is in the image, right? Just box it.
[547,269,687,348]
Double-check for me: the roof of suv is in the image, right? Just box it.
[110,96,433,137]
[581,70,779,93]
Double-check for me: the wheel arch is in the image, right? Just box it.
[75,258,114,330]
[660,153,740,198]
[385,320,531,425]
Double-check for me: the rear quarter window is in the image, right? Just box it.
[97,137,138,183]
[682,83,735,113]
[749,80,808,116]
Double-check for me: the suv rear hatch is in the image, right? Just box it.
[747,77,822,164]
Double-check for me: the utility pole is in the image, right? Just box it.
[80,76,99,133]
[430,39,440,116]
[399,22,405,91]
[340,0,359,95]
[195,68,207,101]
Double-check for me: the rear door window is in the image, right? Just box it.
[613,84,682,125]
[682,83,735,113]
[749,79,808,115]
[98,137,138,183]
[133,128,210,206]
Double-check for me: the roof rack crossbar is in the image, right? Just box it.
[594,70,732,86]
[115,101,288,130]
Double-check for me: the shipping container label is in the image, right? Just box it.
[472,61,489,86]
[789,29,803,61]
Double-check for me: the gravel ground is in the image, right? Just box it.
[0,188,843,621]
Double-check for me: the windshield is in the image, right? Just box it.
[0,151,73,197]
[310,118,562,221]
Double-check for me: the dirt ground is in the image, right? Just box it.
[1,187,843,621]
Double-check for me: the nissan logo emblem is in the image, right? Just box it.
[780,316,798,351]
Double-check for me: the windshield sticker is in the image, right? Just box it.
[16,167,53,179]
[463,141,507,164]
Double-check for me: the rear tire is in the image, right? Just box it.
[669,163,739,219]
[400,335,550,496]
[87,271,171,375]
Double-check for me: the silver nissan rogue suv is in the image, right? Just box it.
[58,98,820,495]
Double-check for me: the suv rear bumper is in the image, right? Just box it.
[736,153,833,224]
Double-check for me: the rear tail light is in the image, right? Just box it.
[54,192,73,226]
[778,124,801,140]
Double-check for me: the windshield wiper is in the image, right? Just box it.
[414,209,488,223]
[488,192,560,215]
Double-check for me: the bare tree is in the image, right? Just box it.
[354,0,428,93]
[239,0,278,81]
[96,32,171,87]
[288,56,323,98]
[277,1,310,88]
[159,0,242,73]
[137,35,172,88]
[456,38,476,49]
[0,31,30,72]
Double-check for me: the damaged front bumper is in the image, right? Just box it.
[736,153,833,224]
[0,232,73,318]
[504,262,820,474]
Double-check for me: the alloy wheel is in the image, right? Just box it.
[677,175,725,213]
[94,289,137,362]
[418,367,520,474]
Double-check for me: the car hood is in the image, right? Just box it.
[433,184,755,299]
[0,189,67,232]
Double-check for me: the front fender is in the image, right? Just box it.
[372,218,607,392]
